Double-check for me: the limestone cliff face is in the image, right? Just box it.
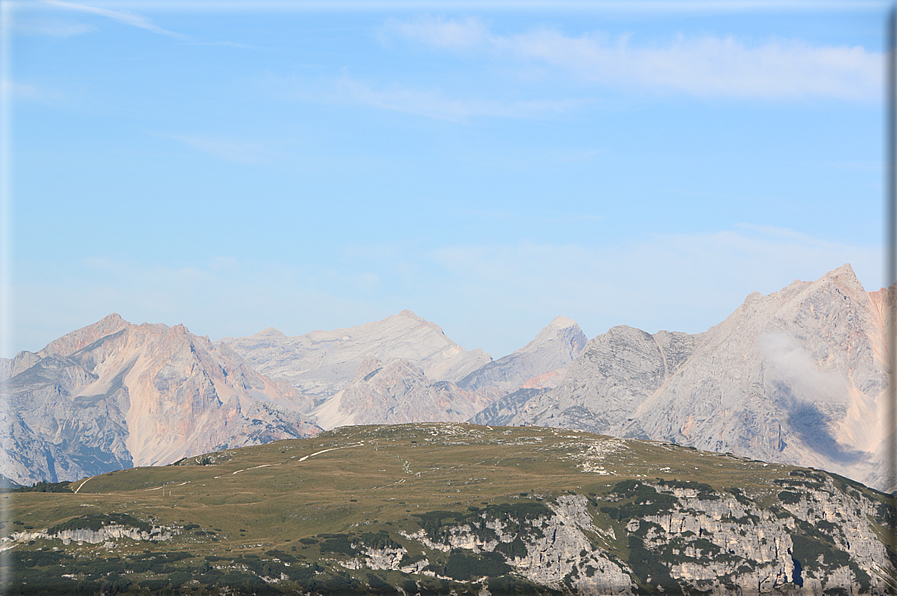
[1,314,320,485]
[502,326,700,437]
[339,477,892,595]
[311,356,490,430]
[497,265,893,492]
[457,316,586,398]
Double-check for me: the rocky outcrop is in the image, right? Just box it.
[5,422,895,594]
[220,310,492,404]
[333,473,891,594]
[1,314,321,485]
[495,326,700,436]
[2,520,174,549]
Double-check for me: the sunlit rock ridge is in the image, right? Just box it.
[0,315,321,486]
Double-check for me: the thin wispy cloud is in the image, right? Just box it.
[44,1,882,14]
[336,76,584,121]
[15,16,96,37]
[43,0,191,40]
[385,16,880,101]
[159,133,276,164]
[269,72,584,122]
[186,40,260,49]
[0,80,42,101]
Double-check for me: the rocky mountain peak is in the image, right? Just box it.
[397,309,447,336]
[494,263,891,492]
[398,309,424,322]
[457,317,587,398]
[354,355,385,382]
[519,317,585,352]
[312,357,488,430]
[547,315,577,329]
[39,313,131,357]
[822,262,860,284]
[252,327,286,338]
[2,314,320,485]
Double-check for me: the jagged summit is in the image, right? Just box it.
[458,317,587,398]
[513,316,586,357]
[40,312,132,357]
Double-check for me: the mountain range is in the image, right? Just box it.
[1,264,893,493]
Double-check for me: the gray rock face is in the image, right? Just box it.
[457,316,586,398]
[1,314,321,485]
[311,356,490,430]
[501,326,700,436]
[221,310,492,404]
[225,313,586,430]
[470,387,550,426]
[498,264,893,492]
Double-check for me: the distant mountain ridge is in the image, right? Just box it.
[219,310,492,405]
[310,356,490,429]
[223,311,587,431]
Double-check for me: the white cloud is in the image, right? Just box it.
[381,16,489,51]
[385,17,880,101]
[43,0,190,40]
[755,331,848,404]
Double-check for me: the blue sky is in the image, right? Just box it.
[1,0,888,359]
